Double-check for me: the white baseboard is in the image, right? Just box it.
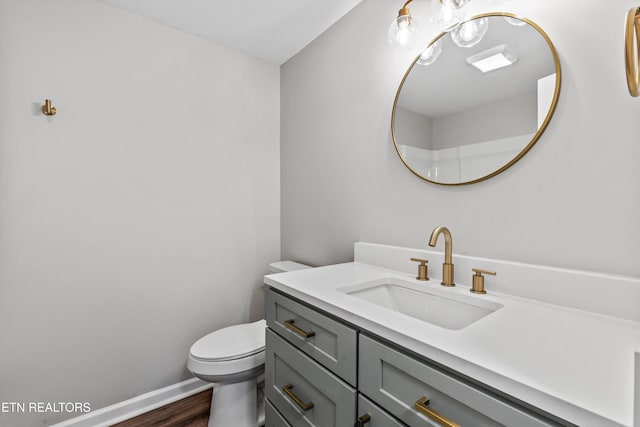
[51,378,213,427]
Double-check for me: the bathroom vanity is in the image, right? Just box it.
[263,243,640,427]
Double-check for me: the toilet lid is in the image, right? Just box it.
[190,319,266,362]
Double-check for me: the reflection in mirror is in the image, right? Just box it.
[392,13,561,185]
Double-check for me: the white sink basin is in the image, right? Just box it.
[340,278,502,330]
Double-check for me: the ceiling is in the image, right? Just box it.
[398,16,557,117]
[96,0,363,64]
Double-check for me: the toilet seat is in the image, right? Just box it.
[190,346,263,362]
[190,319,266,361]
[188,319,266,382]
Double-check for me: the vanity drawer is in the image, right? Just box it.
[359,335,559,427]
[357,394,407,427]
[266,398,292,427]
[266,289,357,386]
[265,328,356,427]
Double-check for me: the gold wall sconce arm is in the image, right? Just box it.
[625,7,640,97]
[42,99,57,116]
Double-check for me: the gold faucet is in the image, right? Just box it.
[428,226,455,287]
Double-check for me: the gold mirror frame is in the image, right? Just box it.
[391,13,562,186]
[626,7,640,97]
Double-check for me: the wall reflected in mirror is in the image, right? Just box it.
[392,13,561,185]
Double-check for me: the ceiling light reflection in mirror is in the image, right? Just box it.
[391,13,561,185]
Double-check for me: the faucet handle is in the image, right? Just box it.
[471,268,496,294]
[410,258,429,281]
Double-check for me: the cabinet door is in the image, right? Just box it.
[359,335,559,427]
[266,398,292,427]
[357,394,407,427]
[266,289,357,386]
[266,329,356,427]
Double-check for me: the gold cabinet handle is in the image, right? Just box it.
[356,413,371,426]
[414,397,460,427]
[283,319,315,339]
[282,384,314,411]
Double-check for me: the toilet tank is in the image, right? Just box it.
[267,261,312,274]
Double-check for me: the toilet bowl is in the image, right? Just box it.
[188,320,266,427]
[187,261,311,427]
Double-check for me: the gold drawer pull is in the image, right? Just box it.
[282,384,314,411]
[356,413,371,426]
[414,397,461,427]
[283,319,315,339]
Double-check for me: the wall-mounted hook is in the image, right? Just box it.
[42,99,57,116]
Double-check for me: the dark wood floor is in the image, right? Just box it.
[111,388,211,427]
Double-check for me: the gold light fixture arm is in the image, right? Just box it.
[625,7,640,97]
[398,0,414,19]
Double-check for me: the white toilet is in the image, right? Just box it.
[187,261,311,427]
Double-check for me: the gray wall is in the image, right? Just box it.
[432,91,537,149]
[281,0,640,277]
[0,1,280,426]
[394,107,434,149]
[396,91,537,150]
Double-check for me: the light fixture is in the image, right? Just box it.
[430,0,471,32]
[388,1,420,51]
[388,0,472,51]
[466,44,518,73]
[417,39,442,65]
[451,17,488,48]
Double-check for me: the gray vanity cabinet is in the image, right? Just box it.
[265,329,356,426]
[357,394,407,427]
[359,334,558,427]
[266,290,357,386]
[266,399,293,427]
[265,288,565,427]
[265,290,359,426]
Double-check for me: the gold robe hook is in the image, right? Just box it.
[42,99,57,116]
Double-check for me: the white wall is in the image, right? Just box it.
[0,1,280,426]
[394,107,433,149]
[396,91,536,150]
[432,90,537,149]
[281,0,640,277]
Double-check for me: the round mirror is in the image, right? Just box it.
[392,13,561,185]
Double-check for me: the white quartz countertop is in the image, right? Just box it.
[264,261,640,427]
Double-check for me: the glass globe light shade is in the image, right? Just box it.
[417,39,443,66]
[430,0,470,32]
[388,14,419,51]
[451,17,488,48]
